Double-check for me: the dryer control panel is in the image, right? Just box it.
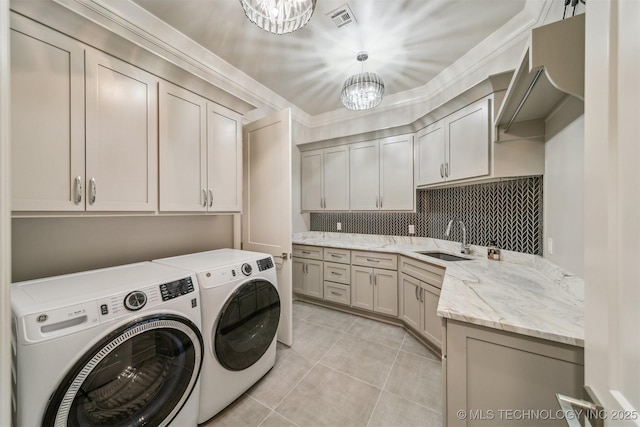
[257,257,274,271]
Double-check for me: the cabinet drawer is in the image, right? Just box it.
[351,250,398,270]
[292,245,323,260]
[324,262,351,285]
[400,256,445,288]
[323,247,351,264]
[323,282,351,306]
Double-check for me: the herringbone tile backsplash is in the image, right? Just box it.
[309,176,543,255]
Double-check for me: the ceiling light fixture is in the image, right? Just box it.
[341,52,385,111]
[240,0,316,35]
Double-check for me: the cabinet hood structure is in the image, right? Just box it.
[495,13,585,140]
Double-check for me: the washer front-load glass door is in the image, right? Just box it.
[42,314,203,427]
[215,279,280,371]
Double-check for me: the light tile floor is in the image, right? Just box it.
[202,301,443,427]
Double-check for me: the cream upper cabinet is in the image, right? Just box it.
[159,81,207,212]
[350,135,414,211]
[415,121,446,187]
[10,18,86,211]
[300,149,323,211]
[11,15,159,213]
[379,134,414,210]
[85,50,159,212]
[323,146,349,210]
[159,81,241,213]
[206,101,242,212]
[349,140,379,210]
[300,146,349,211]
[416,98,490,186]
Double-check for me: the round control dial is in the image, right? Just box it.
[124,291,147,311]
[241,263,253,276]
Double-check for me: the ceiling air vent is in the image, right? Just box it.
[327,4,357,28]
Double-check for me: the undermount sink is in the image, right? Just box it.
[415,251,471,262]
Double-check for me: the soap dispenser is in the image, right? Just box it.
[487,240,501,261]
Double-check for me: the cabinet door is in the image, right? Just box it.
[305,260,324,299]
[349,140,379,210]
[446,99,490,182]
[323,146,349,210]
[374,269,398,316]
[351,266,374,311]
[300,149,323,211]
[416,120,446,186]
[159,81,207,212]
[85,50,158,211]
[421,282,442,350]
[10,20,85,211]
[207,101,242,212]
[292,258,306,295]
[400,274,422,330]
[379,135,414,210]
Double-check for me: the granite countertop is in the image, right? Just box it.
[292,232,584,347]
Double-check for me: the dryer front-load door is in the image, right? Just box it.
[42,314,203,427]
[215,279,281,371]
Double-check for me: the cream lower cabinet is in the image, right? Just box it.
[292,258,323,299]
[159,81,241,212]
[292,245,324,299]
[444,319,584,427]
[399,257,446,351]
[351,267,398,316]
[323,248,351,306]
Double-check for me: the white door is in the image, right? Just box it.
[300,149,323,211]
[242,109,293,346]
[379,134,414,210]
[581,0,640,424]
[416,120,446,186]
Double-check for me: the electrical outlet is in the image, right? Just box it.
[547,237,553,255]
[337,222,342,231]
[408,224,415,235]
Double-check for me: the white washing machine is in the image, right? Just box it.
[153,249,280,424]
[11,262,204,427]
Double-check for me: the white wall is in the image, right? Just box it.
[544,114,584,276]
[0,0,12,424]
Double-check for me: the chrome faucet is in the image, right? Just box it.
[445,219,471,254]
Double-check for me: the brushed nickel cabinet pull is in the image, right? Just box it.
[202,189,208,207]
[74,176,82,205]
[89,178,97,205]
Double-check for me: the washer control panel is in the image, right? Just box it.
[159,277,195,301]
[241,263,253,276]
[124,291,147,311]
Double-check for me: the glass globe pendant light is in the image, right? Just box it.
[240,0,316,35]
[341,52,385,111]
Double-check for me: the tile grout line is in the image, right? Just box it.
[269,320,351,420]
[364,331,406,427]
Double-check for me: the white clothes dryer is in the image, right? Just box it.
[153,249,280,423]
[11,262,203,427]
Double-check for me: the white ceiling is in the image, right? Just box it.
[132,0,527,116]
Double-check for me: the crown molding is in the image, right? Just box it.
[52,0,313,123]
[50,0,554,135]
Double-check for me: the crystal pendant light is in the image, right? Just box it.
[240,0,316,35]
[341,52,385,111]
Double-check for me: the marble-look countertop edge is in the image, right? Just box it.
[292,232,585,347]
